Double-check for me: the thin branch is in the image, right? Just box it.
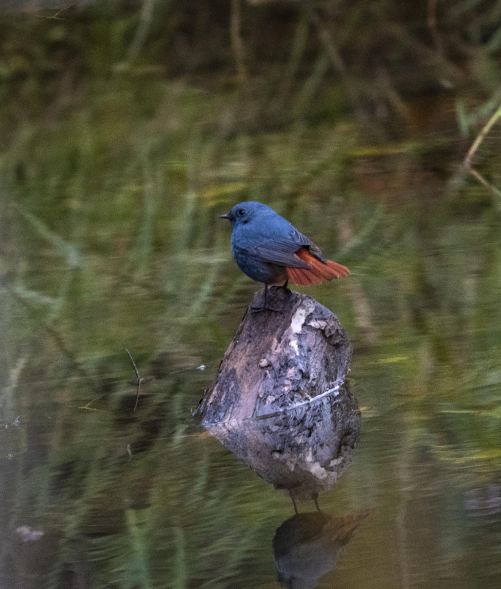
[31,3,76,20]
[49,4,74,20]
[78,397,106,411]
[463,102,501,203]
[469,168,501,202]
[126,348,144,411]
[463,103,501,169]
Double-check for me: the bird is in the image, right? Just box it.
[220,201,349,309]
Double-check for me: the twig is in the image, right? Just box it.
[49,4,74,20]
[464,103,501,169]
[31,2,76,20]
[255,384,342,420]
[463,102,501,202]
[78,397,106,411]
[126,348,144,411]
[469,168,501,201]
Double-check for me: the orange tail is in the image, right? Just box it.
[286,248,350,286]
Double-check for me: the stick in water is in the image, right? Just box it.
[126,348,143,411]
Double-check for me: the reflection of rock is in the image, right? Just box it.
[195,288,360,501]
[273,510,372,589]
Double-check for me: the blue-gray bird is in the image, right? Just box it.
[220,202,349,293]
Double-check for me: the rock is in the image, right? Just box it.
[195,287,353,424]
[194,287,360,500]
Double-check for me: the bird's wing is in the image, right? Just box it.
[254,229,314,268]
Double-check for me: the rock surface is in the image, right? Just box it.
[194,287,360,499]
[196,287,353,424]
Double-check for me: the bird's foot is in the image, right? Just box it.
[251,284,284,313]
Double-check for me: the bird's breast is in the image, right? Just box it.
[231,242,286,285]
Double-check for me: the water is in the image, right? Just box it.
[2,6,501,588]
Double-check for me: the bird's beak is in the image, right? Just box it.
[220,213,230,220]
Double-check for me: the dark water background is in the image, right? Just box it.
[2,1,501,588]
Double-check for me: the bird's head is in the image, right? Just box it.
[220,201,270,227]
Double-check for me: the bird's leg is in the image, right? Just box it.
[290,491,299,515]
[251,284,282,313]
[251,284,268,312]
[314,495,321,513]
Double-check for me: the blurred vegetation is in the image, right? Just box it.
[1,1,501,588]
[2,0,501,135]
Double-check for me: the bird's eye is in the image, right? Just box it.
[238,209,245,217]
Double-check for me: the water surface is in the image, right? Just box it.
[1,6,501,588]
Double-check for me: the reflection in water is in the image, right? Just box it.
[199,378,365,587]
[273,510,371,589]
[199,374,365,588]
